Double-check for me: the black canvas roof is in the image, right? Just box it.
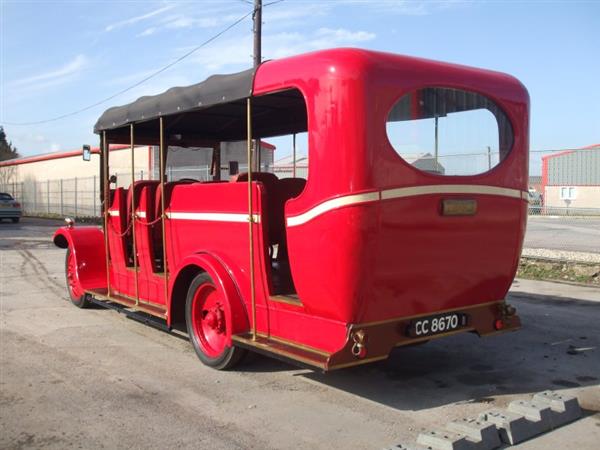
[94,68,255,133]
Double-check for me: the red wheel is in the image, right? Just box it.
[185,272,246,369]
[65,248,90,308]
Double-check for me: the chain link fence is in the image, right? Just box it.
[0,164,310,219]
[2,157,598,258]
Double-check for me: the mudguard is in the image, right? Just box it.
[53,226,107,292]
[171,253,249,339]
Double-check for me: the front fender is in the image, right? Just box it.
[171,253,249,337]
[53,226,107,291]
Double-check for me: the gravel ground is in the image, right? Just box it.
[521,248,600,263]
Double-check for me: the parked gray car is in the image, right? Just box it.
[0,192,22,223]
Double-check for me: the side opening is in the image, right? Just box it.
[249,88,309,296]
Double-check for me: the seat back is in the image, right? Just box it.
[126,180,160,227]
[237,172,282,244]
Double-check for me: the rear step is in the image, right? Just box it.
[85,288,167,319]
[232,333,330,371]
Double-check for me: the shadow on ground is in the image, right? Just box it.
[291,292,600,411]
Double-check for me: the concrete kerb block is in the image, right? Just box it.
[533,390,582,428]
[478,409,543,445]
[446,418,501,450]
[417,429,473,450]
[507,399,554,432]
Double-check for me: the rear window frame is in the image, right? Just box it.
[383,85,516,178]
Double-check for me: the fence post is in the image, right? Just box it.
[47,179,50,214]
[93,175,97,216]
[60,179,64,216]
[33,181,37,213]
[74,177,78,218]
[141,170,144,180]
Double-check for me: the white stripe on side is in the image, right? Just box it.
[286,185,529,227]
[286,192,380,227]
[381,184,523,201]
[108,210,120,217]
[167,212,261,223]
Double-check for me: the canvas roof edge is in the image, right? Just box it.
[94,68,256,134]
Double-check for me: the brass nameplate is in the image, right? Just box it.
[441,199,477,216]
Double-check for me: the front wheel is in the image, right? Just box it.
[11,217,20,223]
[65,248,91,308]
[185,272,246,370]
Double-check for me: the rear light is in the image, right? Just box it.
[494,319,504,330]
[13,202,20,208]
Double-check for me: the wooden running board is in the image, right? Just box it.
[85,288,167,319]
[232,333,330,371]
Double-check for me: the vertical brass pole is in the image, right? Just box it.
[159,117,169,311]
[130,125,140,306]
[434,115,439,166]
[247,98,257,341]
[102,132,111,296]
[292,133,297,178]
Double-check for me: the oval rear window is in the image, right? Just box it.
[386,87,513,176]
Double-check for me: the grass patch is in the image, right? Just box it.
[518,257,599,286]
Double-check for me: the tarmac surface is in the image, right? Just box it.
[524,216,600,254]
[1,217,599,450]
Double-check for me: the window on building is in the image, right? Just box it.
[560,186,577,200]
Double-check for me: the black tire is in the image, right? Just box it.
[65,248,91,308]
[185,272,246,370]
[11,217,19,223]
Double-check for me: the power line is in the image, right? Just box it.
[1,8,255,126]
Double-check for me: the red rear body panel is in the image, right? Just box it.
[57,48,529,367]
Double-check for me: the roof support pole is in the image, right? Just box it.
[130,124,140,306]
[159,117,169,310]
[247,98,257,341]
[292,133,297,178]
[102,131,111,296]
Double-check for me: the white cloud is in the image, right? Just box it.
[165,15,219,29]
[313,28,375,45]
[137,27,157,37]
[105,4,176,32]
[9,55,88,89]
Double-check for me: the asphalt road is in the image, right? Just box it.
[524,216,600,254]
[1,218,599,450]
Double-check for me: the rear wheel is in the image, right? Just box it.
[185,272,246,370]
[11,218,19,223]
[65,248,91,308]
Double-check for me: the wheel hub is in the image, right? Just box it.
[203,305,225,334]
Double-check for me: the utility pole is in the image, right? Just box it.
[253,0,262,69]
[253,0,262,171]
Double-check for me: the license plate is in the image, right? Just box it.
[408,312,469,338]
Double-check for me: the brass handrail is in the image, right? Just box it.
[102,131,111,296]
[130,124,140,306]
[159,117,169,311]
[247,98,257,341]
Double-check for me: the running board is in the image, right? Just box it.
[85,288,167,319]
[232,333,330,371]
[87,295,171,333]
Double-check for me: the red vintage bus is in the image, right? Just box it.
[54,48,528,371]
